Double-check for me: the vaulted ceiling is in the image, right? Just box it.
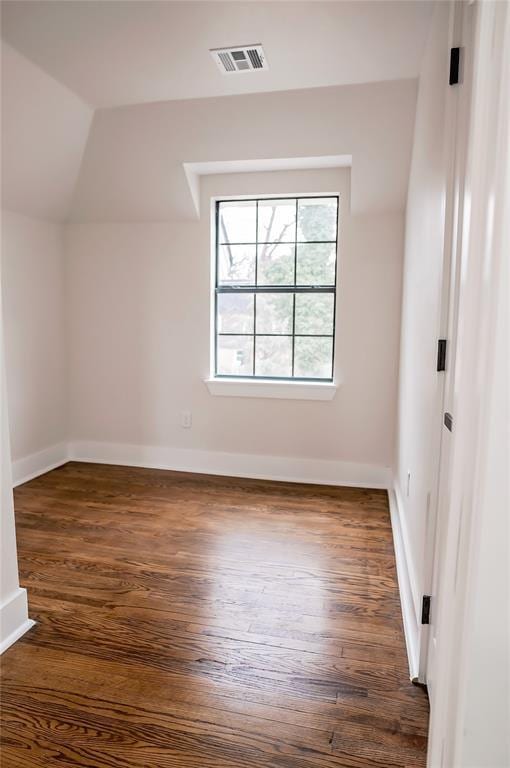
[1,43,93,221]
[1,1,433,222]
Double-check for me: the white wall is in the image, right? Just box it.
[1,40,416,485]
[66,168,404,483]
[1,211,67,480]
[394,2,450,674]
[0,42,82,651]
[0,261,34,652]
[0,40,92,481]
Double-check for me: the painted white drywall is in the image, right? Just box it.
[1,43,92,221]
[71,78,417,221]
[0,262,33,652]
[459,241,509,765]
[66,168,403,474]
[1,211,67,464]
[1,1,432,107]
[0,42,91,651]
[395,3,449,641]
[0,40,416,482]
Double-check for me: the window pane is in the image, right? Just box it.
[258,199,296,243]
[217,335,253,376]
[218,244,255,285]
[295,293,334,335]
[219,200,256,244]
[255,336,292,378]
[296,243,336,286]
[215,197,338,382]
[217,293,254,334]
[294,337,333,379]
[297,198,337,242]
[257,243,294,285]
[256,294,293,334]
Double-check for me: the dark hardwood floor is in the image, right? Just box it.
[1,462,428,767]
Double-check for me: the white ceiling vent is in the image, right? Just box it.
[210,45,268,75]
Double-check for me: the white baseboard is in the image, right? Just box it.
[394,483,422,625]
[11,439,391,490]
[12,442,69,487]
[388,487,421,680]
[0,587,35,655]
[69,440,392,489]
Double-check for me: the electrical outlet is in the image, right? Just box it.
[181,411,192,429]
[406,471,411,497]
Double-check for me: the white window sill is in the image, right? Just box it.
[204,378,338,401]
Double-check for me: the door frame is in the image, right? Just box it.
[418,0,476,687]
[426,0,509,763]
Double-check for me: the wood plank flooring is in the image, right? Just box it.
[0,462,428,767]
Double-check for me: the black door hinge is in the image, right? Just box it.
[437,339,447,371]
[421,595,431,625]
[449,47,460,85]
[444,412,453,432]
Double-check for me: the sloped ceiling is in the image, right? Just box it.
[1,0,432,108]
[1,43,93,221]
[70,79,417,221]
[1,0,426,222]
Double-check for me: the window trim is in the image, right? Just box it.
[204,377,338,401]
[212,195,339,383]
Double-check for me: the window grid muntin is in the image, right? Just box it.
[215,196,338,381]
[291,199,298,373]
[253,201,258,375]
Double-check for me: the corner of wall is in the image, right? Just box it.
[11,442,69,487]
[0,588,35,655]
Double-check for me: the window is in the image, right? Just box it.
[214,196,339,381]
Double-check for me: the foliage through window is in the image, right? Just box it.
[214,196,338,380]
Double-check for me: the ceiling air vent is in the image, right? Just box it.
[210,45,268,75]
